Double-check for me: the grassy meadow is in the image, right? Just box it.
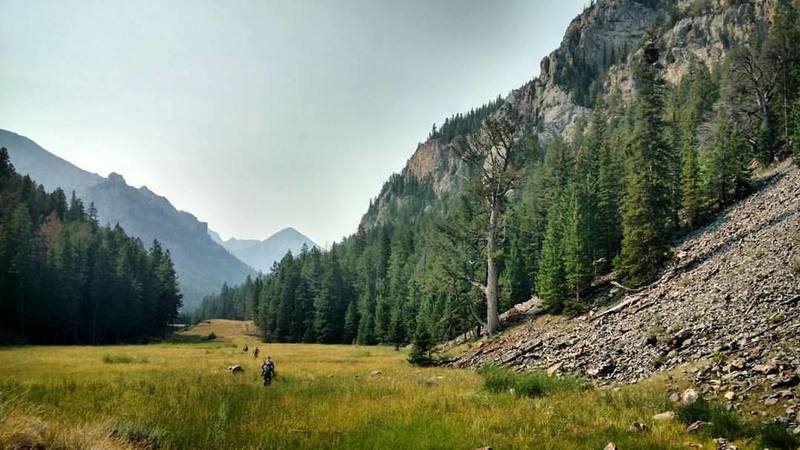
[0,320,758,449]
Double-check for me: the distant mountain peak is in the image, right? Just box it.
[216,227,318,273]
[107,172,126,185]
[271,227,303,239]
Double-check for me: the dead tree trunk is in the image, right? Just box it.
[453,110,533,337]
[485,202,500,336]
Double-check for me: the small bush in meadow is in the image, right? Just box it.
[111,421,166,449]
[102,355,148,364]
[676,398,750,439]
[477,365,583,398]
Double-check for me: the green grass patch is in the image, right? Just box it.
[675,397,798,447]
[101,354,149,364]
[0,323,742,449]
[676,398,749,439]
[477,364,584,398]
[758,422,800,450]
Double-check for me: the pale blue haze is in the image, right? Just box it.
[0,0,586,245]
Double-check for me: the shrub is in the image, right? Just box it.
[759,422,800,450]
[477,365,583,398]
[102,355,148,364]
[676,398,749,439]
[408,323,434,366]
[206,332,217,341]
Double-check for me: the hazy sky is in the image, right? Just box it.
[0,0,585,245]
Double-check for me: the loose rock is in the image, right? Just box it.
[653,411,676,421]
[682,388,699,405]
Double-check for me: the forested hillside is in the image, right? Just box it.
[0,148,182,344]
[0,130,256,309]
[193,0,800,351]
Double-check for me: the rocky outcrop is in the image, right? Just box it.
[363,0,663,228]
[364,0,777,235]
[454,161,800,390]
[512,0,658,140]
[403,139,464,195]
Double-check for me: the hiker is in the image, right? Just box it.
[253,346,260,359]
[261,356,276,386]
[243,344,248,352]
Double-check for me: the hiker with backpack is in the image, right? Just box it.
[261,356,276,386]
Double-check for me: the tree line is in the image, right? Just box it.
[0,148,182,344]
[193,1,800,359]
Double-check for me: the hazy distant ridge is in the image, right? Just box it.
[0,129,255,309]
[215,227,318,273]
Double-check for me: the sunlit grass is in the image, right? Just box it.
[0,320,757,449]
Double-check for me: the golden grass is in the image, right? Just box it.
[0,320,757,449]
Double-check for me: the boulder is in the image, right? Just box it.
[681,388,699,405]
[603,443,618,450]
[686,421,707,433]
[629,422,649,433]
[752,362,779,375]
[587,360,615,377]
[653,411,676,421]
[712,437,738,450]
[668,329,693,349]
[370,370,383,377]
[771,373,800,389]
[547,362,563,377]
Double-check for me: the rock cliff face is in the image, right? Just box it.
[363,0,774,229]
[513,0,658,140]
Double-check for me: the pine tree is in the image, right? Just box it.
[343,300,358,344]
[562,189,591,315]
[387,302,405,350]
[679,61,717,228]
[793,102,800,164]
[618,40,675,286]
[680,143,702,227]
[313,246,345,343]
[537,196,567,313]
[499,214,531,311]
[766,0,800,157]
[408,317,433,366]
[702,107,752,211]
[596,134,624,270]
